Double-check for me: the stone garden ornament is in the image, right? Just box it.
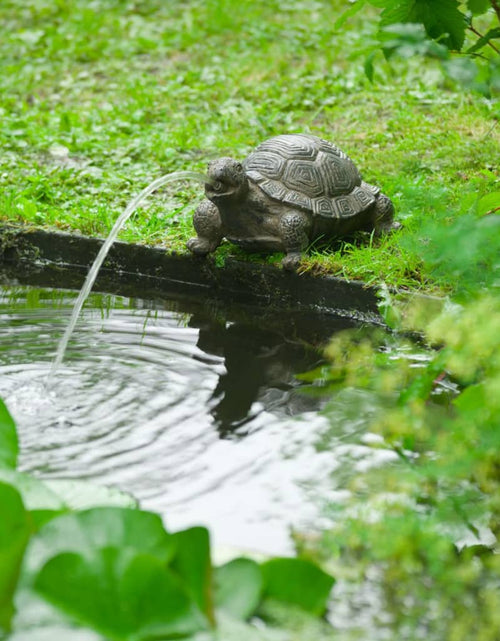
[187,134,398,270]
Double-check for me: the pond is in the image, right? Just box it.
[0,277,378,556]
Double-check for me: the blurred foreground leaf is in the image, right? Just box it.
[0,483,31,632]
[34,549,207,640]
[0,399,18,470]
[261,558,335,616]
[215,557,263,620]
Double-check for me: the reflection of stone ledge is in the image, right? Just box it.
[0,224,383,324]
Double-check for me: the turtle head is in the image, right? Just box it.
[205,158,248,203]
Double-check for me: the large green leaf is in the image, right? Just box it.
[170,527,215,625]
[0,483,31,632]
[34,549,208,640]
[0,399,18,470]
[376,0,466,51]
[467,0,491,15]
[215,558,263,620]
[261,558,335,616]
[22,507,175,579]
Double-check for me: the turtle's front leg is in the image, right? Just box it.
[279,211,311,271]
[187,200,223,255]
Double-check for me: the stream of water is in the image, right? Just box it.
[50,170,208,376]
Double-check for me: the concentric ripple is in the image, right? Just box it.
[0,286,335,553]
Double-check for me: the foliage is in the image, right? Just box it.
[0,402,334,639]
[339,0,500,96]
[298,264,500,637]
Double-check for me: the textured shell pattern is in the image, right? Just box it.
[243,134,379,219]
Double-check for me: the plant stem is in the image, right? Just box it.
[468,22,500,53]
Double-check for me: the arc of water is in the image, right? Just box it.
[49,171,208,378]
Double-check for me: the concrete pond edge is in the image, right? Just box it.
[0,224,384,324]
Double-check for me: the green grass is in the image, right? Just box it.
[0,0,498,293]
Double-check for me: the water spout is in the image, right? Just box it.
[49,170,208,379]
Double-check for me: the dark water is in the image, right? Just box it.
[1,283,370,554]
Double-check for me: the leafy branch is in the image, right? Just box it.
[339,0,500,95]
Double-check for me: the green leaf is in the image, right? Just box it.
[453,383,488,419]
[466,0,491,15]
[0,483,31,632]
[170,527,215,625]
[476,192,500,216]
[22,507,175,580]
[364,50,376,82]
[0,399,18,470]
[466,27,500,54]
[261,558,335,616]
[334,0,367,29]
[378,0,466,51]
[215,558,263,621]
[34,549,208,640]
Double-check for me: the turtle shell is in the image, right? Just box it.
[243,134,378,219]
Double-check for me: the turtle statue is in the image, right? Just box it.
[187,133,398,270]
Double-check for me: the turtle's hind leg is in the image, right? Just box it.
[187,200,223,255]
[372,193,400,235]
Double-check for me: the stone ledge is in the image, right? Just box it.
[0,224,383,324]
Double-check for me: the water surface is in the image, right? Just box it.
[1,284,356,554]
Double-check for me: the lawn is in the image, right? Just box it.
[1,0,498,293]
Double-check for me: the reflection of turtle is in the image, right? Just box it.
[187,133,398,270]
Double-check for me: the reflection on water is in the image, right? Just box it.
[0,284,457,559]
[1,285,354,553]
